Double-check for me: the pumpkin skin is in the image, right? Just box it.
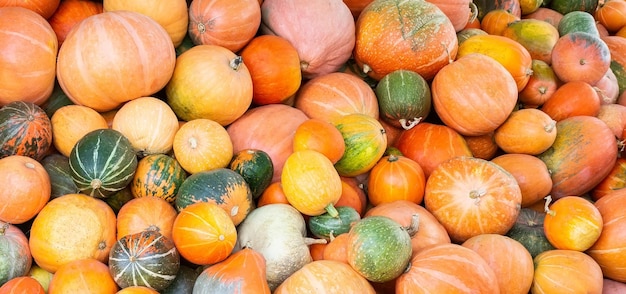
[591,157,626,201]
[0,7,58,106]
[506,208,556,258]
[463,132,499,160]
[116,196,178,240]
[47,258,118,294]
[51,104,108,157]
[0,276,45,294]
[274,260,376,293]
[308,206,361,240]
[595,0,626,33]
[0,222,32,286]
[375,69,432,129]
[354,0,458,80]
[42,153,79,199]
[172,118,233,175]
[193,248,271,293]
[130,154,187,203]
[432,53,519,136]
[260,0,355,79]
[501,19,559,64]
[0,155,50,224]
[532,249,603,294]
[171,202,237,266]
[494,108,557,155]
[543,196,603,251]
[0,0,60,19]
[425,0,474,32]
[29,194,117,273]
[481,9,521,35]
[602,36,626,99]
[57,10,176,112]
[47,0,103,47]
[518,59,560,108]
[333,113,388,177]
[161,265,200,294]
[540,81,601,121]
[549,0,598,15]
[367,155,426,206]
[109,231,180,290]
[550,32,611,85]
[491,153,552,207]
[292,118,346,164]
[537,115,618,200]
[0,101,52,161]
[425,156,522,243]
[228,149,274,199]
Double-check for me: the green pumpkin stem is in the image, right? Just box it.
[325,203,339,218]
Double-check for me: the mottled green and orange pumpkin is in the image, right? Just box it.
[0,101,52,161]
[130,154,187,203]
[228,149,273,199]
[332,113,388,177]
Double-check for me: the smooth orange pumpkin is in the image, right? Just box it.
[0,277,45,294]
[172,118,233,174]
[532,249,603,293]
[550,32,611,85]
[322,233,349,263]
[0,7,58,106]
[293,118,346,164]
[481,9,521,35]
[47,258,118,294]
[540,81,601,121]
[257,181,290,207]
[595,0,626,33]
[274,260,376,293]
[116,196,177,240]
[193,248,271,293]
[494,108,557,155]
[491,153,553,208]
[51,105,109,157]
[518,59,560,108]
[57,10,176,112]
[543,196,603,251]
[0,155,50,224]
[0,0,59,19]
[336,177,368,216]
[47,0,103,47]
[367,155,426,206]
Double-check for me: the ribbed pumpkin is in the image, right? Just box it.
[193,248,271,293]
[0,7,58,106]
[367,155,426,206]
[0,276,45,294]
[0,101,52,161]
[51,104,108,157]
[56,10,176,112]
[172,118,233,175]
[332,113,388,177]
[109,231,180,290]
[69,129,138,198]
[0,0,60,19]
[0,155,50,224]
[532,249,603,293]
[116,196,178,240]
[0,222,32,285]
[130,154,187,203]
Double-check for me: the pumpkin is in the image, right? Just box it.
[69,129,138,198]
[0,155,50,224]
[239,35,302,105]
[395,243,500,293]
[281,150,342,216]
[425,0,475,32]
[172,118,233,174]
[51,104,108,157]
[112,97,180,156]
[365,200,451,254]
[367,154,426,206]
[160,265,200,294]
[602,36,626,99]
[260,0,355,78]
[549,0,598,15]
[166,45,252,125]
[543,196,603,251]
[0,7,58,106]
[0,101,52,161]
[0,276,45,294]
[491,153,552,207]
[188,0,260,52]
[257,181,290,207]
[523,7,563,26]
[346,215,414,283]
[537,115,617,199]
[481,9,521,35]
[57,10,176,112]
[375,69,432,129]
[228,149,273,199]
[0,0,60,18]
[337,177,368,216]
[292,118,346,164]
[42,82,74,118]
[29,194,117,273]
[541,81,601,121]
[227,104,309,183]
[116,196,178,240]
[595,0,626,33]
[532,249,603,293]
[550,32,611,85]
[47,0,103,47]
[595,69,620,104]
[518,59,560,108]
[501,19,560,64]
[104,0,188,47]
[494,108,557,155]
[461,234,535,294]
[47,258,118,294]
[394,122,473,179]
[274,260,376,293]
[294,72,379,123]
[175,168,253,226]
[41,154,79,199]
[0,222,31,285]
[109,231,180,290]
[322,233,350,263]
[591,157,626,201]
[432,53,519,136]
[354,0,458,80]
[424,156,522,243]
[104,187,135,214]
[506,208,556,258]
[27,266,52,293]
[130,154,187,203]
[332,113,388,177]
[463,132,499,160]
[171,202,237,265]
[308,206,361,240]
[558,10,600,36]
[116,286,159,294]
[193,248,271,293]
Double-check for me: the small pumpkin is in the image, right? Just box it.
[0,276,45,294]
[480,9,521,35]
[51,104,108,157]
[367,154,426,206]
[0,222,32,285]
[130,154,187,203]
[116,196,178,240]
[532,249,603,293]
[332,113,388,177]
[193,248,271,293]
[274,260,376,293]
[0,155,50,224]
[543,196,603,251]
[47,0,103,47]
[229,149,274,199]
[518,59,560,108]
[494,108,557,155]
[375,69,432,129]
[0,101,52,161]
[172,118,233,175]
[308,206,361,240]
[292,118,346,164]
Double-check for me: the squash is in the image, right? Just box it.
[193,248,271,293]
[491,153,552,207]
[481,9,521,35]
[171,202,237,266]
[172,118,233,175]
[116,196,177,240]
[595,69,620,104]
[0,222,31,285]
[550,32,611,85]
[0,155,50,224]
[518,59,560,108]
[601,36,626,99]
[494,108,557,155]
[549,0,598,15]
[130,154,187,203]
[116,286,159,294]
[322,233,350,263]
[541,80,601,121]
[56,10,176,112]
[257,181,289,207]
[260,0,355,78]
[523,7,563,27]
[354,0,458,81]
[0,101,52,161]
[0,7,57,106]
[336,177,368,216]
[591,158,626,201]
[558,10,600,36]
[274,260,376,293]
[425,0,475,32]
[501,19,560,64]
[47,258,118,294]
[543,196,603,251]
[506,207,556,258]
[595,0,626,33]
[463,132,499,160]
[228,149,273,199]
[308,206,361,240]
[47,0,103,47]
[375,69,432,129]
[29,194,117,273]
[161,265,201,294]
[41,154,79,199]
[292,118,346,164]
[27,265,52,293]
[424,156,522,243]
[367,154,426,206]
[0,276,45,293]
[104,187,134,214]
[51,104,108,157]
[333,113,388,177]
[42,82,74,118]
[109,231,180,290]
[532,249,603,293]
[69,129,138,198]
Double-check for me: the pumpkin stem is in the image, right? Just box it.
[468,2,478,24]
[544,120,557,133]
[0,222,7,235]
[404,214,420,237]
[469,188,487,204]
[544,195,555,216]
[325,203,339,218]
[618,139,626,152]
[362,64,372,74]
[399,117,422,130]
[230,56,244,71]
[304,237,328,245]
[387,154,399,162]
[442,43,453,64]
[300,60,309,71]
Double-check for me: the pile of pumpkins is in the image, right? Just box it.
[1,0,626,292]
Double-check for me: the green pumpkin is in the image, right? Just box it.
[131,154,187,203]
[333,113,387,177]
[0,101,52,161]
[308,206,361,240]
[506,208,555,258]
[229,149,273,199]
[41,153,79,199]
[376,69,431,130]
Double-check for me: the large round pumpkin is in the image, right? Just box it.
[0,101,52,161]
[56,10,176,112]
[0,7,58,106]
[0,155,50,224]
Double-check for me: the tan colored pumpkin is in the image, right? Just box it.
[172,118,233,174]
[51,105,109,157]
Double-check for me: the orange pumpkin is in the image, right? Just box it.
[425,0,475,31]
[0,7,58,106]
[550,32,611,85]
[188,0,260,52]
[501,19,559,64]
[0,0,59,19]
[51,105,109,157]
[481,9,521,35]
[491,153,553,208]
[103,0,189,47]
[257,181,289,207]
[116,196,177,240]
[518,59,560,108]
[171,202,237,265]
[543,196,603,251]
[293,118,346,164]
[424,156,522,243]
[367,155,426,206]
[343,0,374,19]
[462,234,534,294]
[522,7,563,27]
[47,0,103,47]
[336,177,368,216]
[57,10,176,112]
[115,286,159,294]
[493,108,557,155]
[532,249,603,293]
[47,258,118,294]
[172,118,233,174]
[0,276,45,294]
[591,158,626,201]
[540,81,601,121]
[463,132,499,160]
[294,72,379,123]
[28,194,117,273]
[193,248,271,293]
[239,35,302,105]
[0,155,50,224]
[594,0,626,33]
[274,260,376,293]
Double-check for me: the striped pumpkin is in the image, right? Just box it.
[69,129,138,198]
[109,230,180,291]
[41,153,79,199]
[332,113,388,177]
[130,154,187,203]
[0,101,52,161]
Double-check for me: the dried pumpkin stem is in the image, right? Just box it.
[399,117,422,130]
[304,237,328,245]
[469,188,487,204]
[544,120,556,133]
[230,56,244,71]
[404,214,420,237]
[544,195,555,216]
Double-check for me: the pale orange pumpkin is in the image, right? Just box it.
[0,155,50,224]
[116,196,177,240]
[543,196,603,251]
[491,153,553,208]
[172,118,233,174]
[594,0,626,33]
[494,108,557,155]
[0,0,60,19]
[51,105,109,157]
[47,258,118,294]
[274,260,376,293]
[550,32,611,85]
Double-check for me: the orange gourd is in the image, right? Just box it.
[540,81,601,121]
[172,118,233,174]
[491,153,553,208]
[322,233,350,263]
[543,196,603,251]
[193,248,271,293]
[0,277,45,294]
[463,132,499,160]
[47,0,103,47]
[51,105,109,157]
[494,108,557,155]
[47,258,118,294]
[115,286,159,294]
[481,9,521,35]
[518,59,560,108]
[0,155,50,224]
[115,196,177,240]
[532,249,603,293]
[367,155,426,206]
[274,260,376,293]
[293,118,346,164]
[257,182,289,207]
[550,32,611,85]
[594,0,626,33]
[336,176,367,216]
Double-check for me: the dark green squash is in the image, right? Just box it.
[0,101,52,161]
[41,153,79,199]
[228,149,273,199]
[549,0,598,15]
[375,69,431,130]
[131,154,187,203]
[558,11,600,37]
[473,0,521,20]
[161,264,202,294]
[104,186,135,214]
[108,230,180,291]
[42,82,74,118]
[505,208,555,258]
[308,206,361,240]
[69,129,138,198]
